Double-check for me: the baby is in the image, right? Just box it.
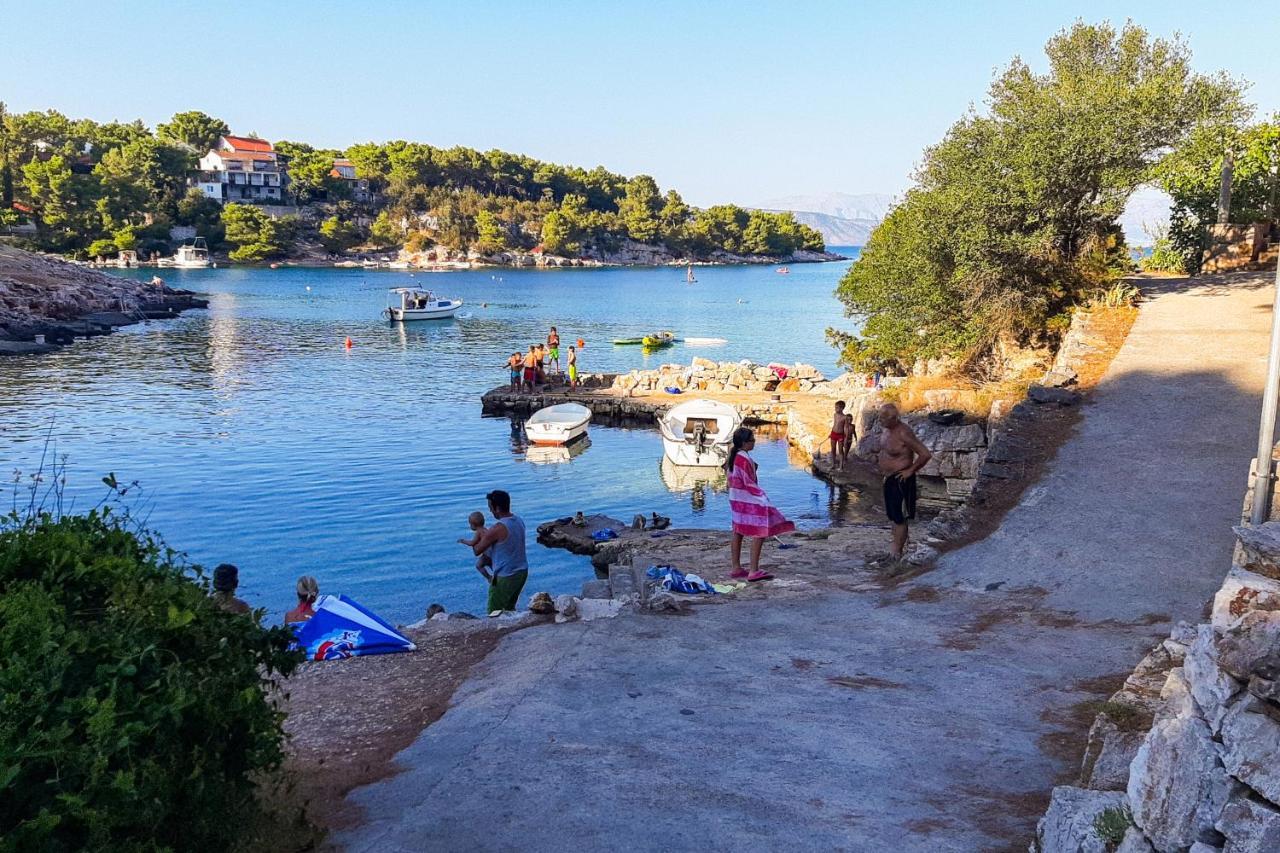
[458,511,494,583]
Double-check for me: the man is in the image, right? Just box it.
[876,403,932,559]
[211,563,251,615]
[471,489,529,614]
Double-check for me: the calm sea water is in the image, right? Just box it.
[0,248,873,622]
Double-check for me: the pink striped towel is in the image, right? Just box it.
[729,452,795,538]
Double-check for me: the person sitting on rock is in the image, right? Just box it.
[211,563,251,615]
[285,575,320,624]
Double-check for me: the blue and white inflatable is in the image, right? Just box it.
[292,594,416,661]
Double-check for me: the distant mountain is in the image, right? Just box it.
[760,192,897,222]
[757,209,876,246]
[1119,186,1173,246]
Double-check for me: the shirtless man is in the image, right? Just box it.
[876,403,932,559]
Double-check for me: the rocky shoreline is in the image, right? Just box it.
[0,245,207,355]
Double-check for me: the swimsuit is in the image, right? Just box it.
[829,431,845,442]
[882,473,917,525]
[568,364,578,382]
[549,346,560,360]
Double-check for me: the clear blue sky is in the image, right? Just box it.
[5,0,1277,206]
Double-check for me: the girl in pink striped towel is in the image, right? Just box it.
[726,427,794,581]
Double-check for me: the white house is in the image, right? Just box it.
[196,135,284,203]
[330,157,373,204]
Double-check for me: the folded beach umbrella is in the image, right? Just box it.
[292,594,416,661]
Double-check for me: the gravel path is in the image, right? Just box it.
[332,272,1273,852]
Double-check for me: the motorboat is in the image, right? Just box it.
[524,403,592,446]
[658,399,742,467]
[159,238,211,268]
[526,438,591,464]
[383,287,463,321]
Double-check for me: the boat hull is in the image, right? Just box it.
[525,403,592,446]
[388,301,462,321]
[661,436,729,467]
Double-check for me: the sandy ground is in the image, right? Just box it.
[324,270,1273,851]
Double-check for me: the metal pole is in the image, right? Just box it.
[1251,257,1280,524]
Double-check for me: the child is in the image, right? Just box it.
[535,343,547,385]
[567,345,578,387]
[507,352,522,390]
[523,345,538,391]
[829,401,849,468]
[547,327,561,373]
[458,511,494,584]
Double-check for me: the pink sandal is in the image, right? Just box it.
[747,570,774,582]
[728,568,750,579]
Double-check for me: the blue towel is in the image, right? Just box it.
[664,387,683,394]
[591,528,620,542]
[645,565,717,595]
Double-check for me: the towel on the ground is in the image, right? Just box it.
[729,452,795,538]
[646,565,717,594]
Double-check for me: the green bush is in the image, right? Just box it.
[0,509,301,851]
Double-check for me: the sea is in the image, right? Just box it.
[0,248,875,623]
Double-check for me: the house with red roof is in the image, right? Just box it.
[329,158,373,204]
[196,135,285,203]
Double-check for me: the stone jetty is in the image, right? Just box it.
[0,244,207,354]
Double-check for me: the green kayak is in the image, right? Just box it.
[612,337,647,345]
[613,331,678,347]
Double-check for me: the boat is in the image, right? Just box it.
[526,437,591,464]
[159,238,211,269]
[383,287,463,321]
[776,266,790,274]
[659,455,727,493]
[642,331,677,348]
[658,399,742,467]
[524,403,592,446]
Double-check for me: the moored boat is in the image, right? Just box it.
[658,399,742,467]
[383,287,463,321]
[159,238,211,269]
[525,403,592,446]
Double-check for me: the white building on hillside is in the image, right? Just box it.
[196,135,284,203]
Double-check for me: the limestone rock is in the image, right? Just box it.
[1080,714,1146,791]
[1041,367,1079,388]
[1115,828,1155,852]
[1216,794,1280,853]
[1028,384,1082,406]
[1212,567,1280,632]
[1219,697,1280,805]
[1035,786,1127,853]
[1188,844,1223,853]
[1184,624,1244,733]
[910,420,987,452]
[1217,610,1280,682]
[1247,674,1280,704]
[903,543,938,566]
[646,591,683,612]
[527,591,555,614]
[553,595,579,623]
[1128,709,1235,851]
[1234,523,1280,581]
[608,564,640,602]
[581,579,611,599]
[577,597,627,622]
[1158,666,1198,722]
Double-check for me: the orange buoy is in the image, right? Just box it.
[577,338,585,348]
[344,336,353,349]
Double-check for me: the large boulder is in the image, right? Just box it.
[1212,567,1280,632]
[1080,714,1147,791]
[1234,523,1280,581]
[1035,786,1128,853]
[1216,794,1280,852]
[1217,610,1280,682]
[1219,697,1280,805]
[1184,625,1245,733]
[1128,708,1237,851]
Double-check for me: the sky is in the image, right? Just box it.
[4,0,1277,208]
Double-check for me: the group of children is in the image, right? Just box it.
[827,400,858,469]
[506,326,579,391]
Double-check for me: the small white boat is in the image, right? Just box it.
[160,238,211,269]
[658,399,742,467]
[383,287,463,321]
[525,403,592,446]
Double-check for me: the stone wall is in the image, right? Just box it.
[609,358,827,395]
[1202,223,1278,275]
[1032,491,1280,852]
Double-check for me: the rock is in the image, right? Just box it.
[1248,674,1280,704]
[1219,697,1280,805]
[429,612,449,621]
[1028,384,1083,406]
[985,431,1028,464]
[1128,709,1236,851]
[1080,714,1146,791]
[608,565,640,602]
[1158,666,1198,721]
[911,420,987,451]
[1115,827,1155,852]
[553,595,579,623]
[425,603,446,619]
[1184,624,1244,733]
[1215,794,1280,853]
[1034,786,1127,853]
[446,611,478,620]
[577,597,627,622]
[1212,567,1280,631]
[1218,610,1280,681]
[1041,368,1079,388]
[979,461,1017,480]
[528,591,555,614]
[646,591,683,612]
[581,579,611,599]
[1188,844,1223,853]
[904,543,938,566]
[691,356,716,370]
[632,513,647,530]
[1234,523,1280,581]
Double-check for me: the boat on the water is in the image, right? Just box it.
[525,403,592,446]
[159,238,211,269]
[776,266,790,274]
[612,330,678,347]
[658,399,742,467]
[526,437,591,464]
[383,287,463,321]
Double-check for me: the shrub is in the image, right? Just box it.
[1093,805,1132,846]
[0,508,301,851]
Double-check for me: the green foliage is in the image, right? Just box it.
[155,110,229,153]
[472,209,507,254]
[1140,224,1187,273]
[833,21,1242,373]
[175,189,225,245]
[317,215,362,253]
[1154,117,1280,273]
[1088,282,1141,308]
[221,203,292,262]
[0,508,300,851]
[618,175,662,242]
[368,210,405,248]
[1093,806,1132,845]
[277,141,346,205]
[86,238,117,259]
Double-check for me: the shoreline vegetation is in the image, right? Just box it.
[0,106,832,269]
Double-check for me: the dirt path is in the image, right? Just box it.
[331,272,1274,852]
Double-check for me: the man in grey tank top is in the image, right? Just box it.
[471,489,529,613]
